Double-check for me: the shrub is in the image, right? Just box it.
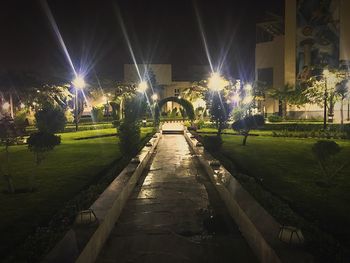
[27,132,61,191]
[109,101,119,120]
[268,115,283,122]
[27,132,61,158]
[64,109,74,123]
[35,105,66,134]
[118,121,140,156]
[14,109,29,131]
[91,106,104,122]
[202,135,223,152]
[194,119,205,129]
[232,115,265,145]
[311,140,347,186]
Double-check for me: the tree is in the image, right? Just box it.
[118,96,142,157]
[232,115,265,145]
[209,91,232,136]
[0,71,69,117]
[155,97,195,123]
[335,80,349,126]
[35,104,66,133]
[27,104,65,191]
[312,140,348,186]
[268,84,296,117]
[0,116,21,193]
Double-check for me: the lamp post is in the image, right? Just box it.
[322,69,330,130]
[72,76,85,131]
[104,93,111,122]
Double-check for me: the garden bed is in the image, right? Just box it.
[0,127,154,262]
[194,132,350,262]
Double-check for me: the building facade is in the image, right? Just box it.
[123,64,196,113]
[256,0,350,121]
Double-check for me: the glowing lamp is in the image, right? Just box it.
[151,94,158,101]
[137,81,148,93]
[2,102,10,110]
[208,72,228,91]
[72,75,85,89]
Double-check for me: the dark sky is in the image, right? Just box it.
[0,0,284,82]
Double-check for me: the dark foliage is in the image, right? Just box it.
[27,132,61,154]
[232,115,265,145]
[118,121,141,157]
[312,140,341,163]
[155,96,195,121]
[202,135,223,152]
[232,115,265,131]
[35,105,66,134]
[209,92,232,136]
[118,96,142,156]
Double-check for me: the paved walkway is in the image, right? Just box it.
[97,135,257,263]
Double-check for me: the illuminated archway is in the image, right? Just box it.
[155,96,195,122]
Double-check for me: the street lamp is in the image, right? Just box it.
[137,81,148,93]
[2,102,10,111]
[72,75,85,131]
[323,69,330,130]
[208,72,228,92]
[151,93,158,101]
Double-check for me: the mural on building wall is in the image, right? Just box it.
[296,0,340,81]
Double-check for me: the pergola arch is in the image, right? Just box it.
[155,96,195,122]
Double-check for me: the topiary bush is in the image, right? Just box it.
[232,115,265,145]
[35,105,66,133]
[311,140,348,186]
[27,132,61,191]
[202,135,223,152]
[118,121,141,156]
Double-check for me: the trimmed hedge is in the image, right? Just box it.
[261,123,350,132]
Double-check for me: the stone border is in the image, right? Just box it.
[43,133,161,263]
[184,131,312,263]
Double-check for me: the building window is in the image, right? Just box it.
[174,88,180,97]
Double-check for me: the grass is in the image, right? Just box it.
[219,135,350,248]
[0,127,154,258]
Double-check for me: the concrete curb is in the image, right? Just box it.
[184,131,312,263]
[43,133,161,263]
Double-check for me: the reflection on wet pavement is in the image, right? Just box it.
[97,135,257,263]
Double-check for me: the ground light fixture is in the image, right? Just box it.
[137,81,148,93]
[208,72,228,91]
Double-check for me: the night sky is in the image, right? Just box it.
[0,0,284,82]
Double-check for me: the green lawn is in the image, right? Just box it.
[220,135,350,248]
[0,127,153,258]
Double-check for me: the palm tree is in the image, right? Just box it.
[267,84,295,118]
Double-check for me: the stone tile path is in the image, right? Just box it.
[97,135,257,263]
